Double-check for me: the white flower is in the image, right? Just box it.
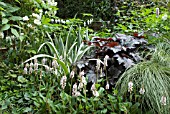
[42,58,46,65]
[0,32,4,39]
[87,20,90,25]
[82,76,87,85]
[96,59,101,71]
[128,81,133,93]
[91,83,96,91]
[27,24,32,28]
[51,19,54,23]
[55,19,60,23]
[29,66,33,74]
[52,59,58,69]
[45,65,50,72]
[75,91,81,97]
[26,63,29,68]
[100,68,103,77]
[34,58,38,63]
[78,82,83,90]
[79,70,85,77]
[72,83,80,96]
[30,62,34,67]
[89,19,93,24]
[11,35,15,39]
[104,55,109,67]
[20,33,24,36]
[162,14,168,21]
[160,96,166,105]
[34,19,41,25]
[23,16,29,21]
[24,67,28,74]
[45,11,48,14]
[84,22,86,26]
[60,76,67,89]
[59,56,63,60]
[48,0,57,6]
[92,90,99,97]
[128,81,133,87]
[34,59,38,70]
[61,19,65,24]
[39,9,43,13]
[105,82,110,90]
[70,71,75,78]
[72,83,77,92]
[156,8,159,17]
[139,87,145,95]
[32,13,41,19]
[66,20,70,23]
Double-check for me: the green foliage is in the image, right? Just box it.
[116,41,170,113]
[0,0,170,113]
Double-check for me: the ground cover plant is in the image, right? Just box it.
[0,0,170,114]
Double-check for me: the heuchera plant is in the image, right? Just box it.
[75,32,150,86]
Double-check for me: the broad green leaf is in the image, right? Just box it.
[19,35,25,42]
[17,76,27,83]
[98,87,104,94]
[13,24,23,29]
[33,101,40,107]
[82,13,93,17]
[26,50,36,54]
[1,24,10,31]
[7,6,20,12]
[24,93,30,100]
[2,18,8,24]
[10,74,17,78]
[23,107,32,113]
[130,102,140,113]
[119,103,128,112]
[95,84,100,89]
[11,28,19,37]
[0,2,6,6]
[101,109,107,113]
[38,42,59,58]
[9,16,22,21]
[56,59,69,75]
[15,0,21,4]
[1,103,7,110]
[1,11,6,17]
[42,16,50,24]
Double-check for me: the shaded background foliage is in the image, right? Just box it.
[0,0,170,113]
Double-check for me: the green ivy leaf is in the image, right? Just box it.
[11,28,19,37]
[1,24,10,31]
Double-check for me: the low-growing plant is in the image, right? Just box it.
[75,32,150,86]
[116,41,170,113]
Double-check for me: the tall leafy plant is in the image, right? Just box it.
[24,25,91,75]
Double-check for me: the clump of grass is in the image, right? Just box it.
[116,41,170,113]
